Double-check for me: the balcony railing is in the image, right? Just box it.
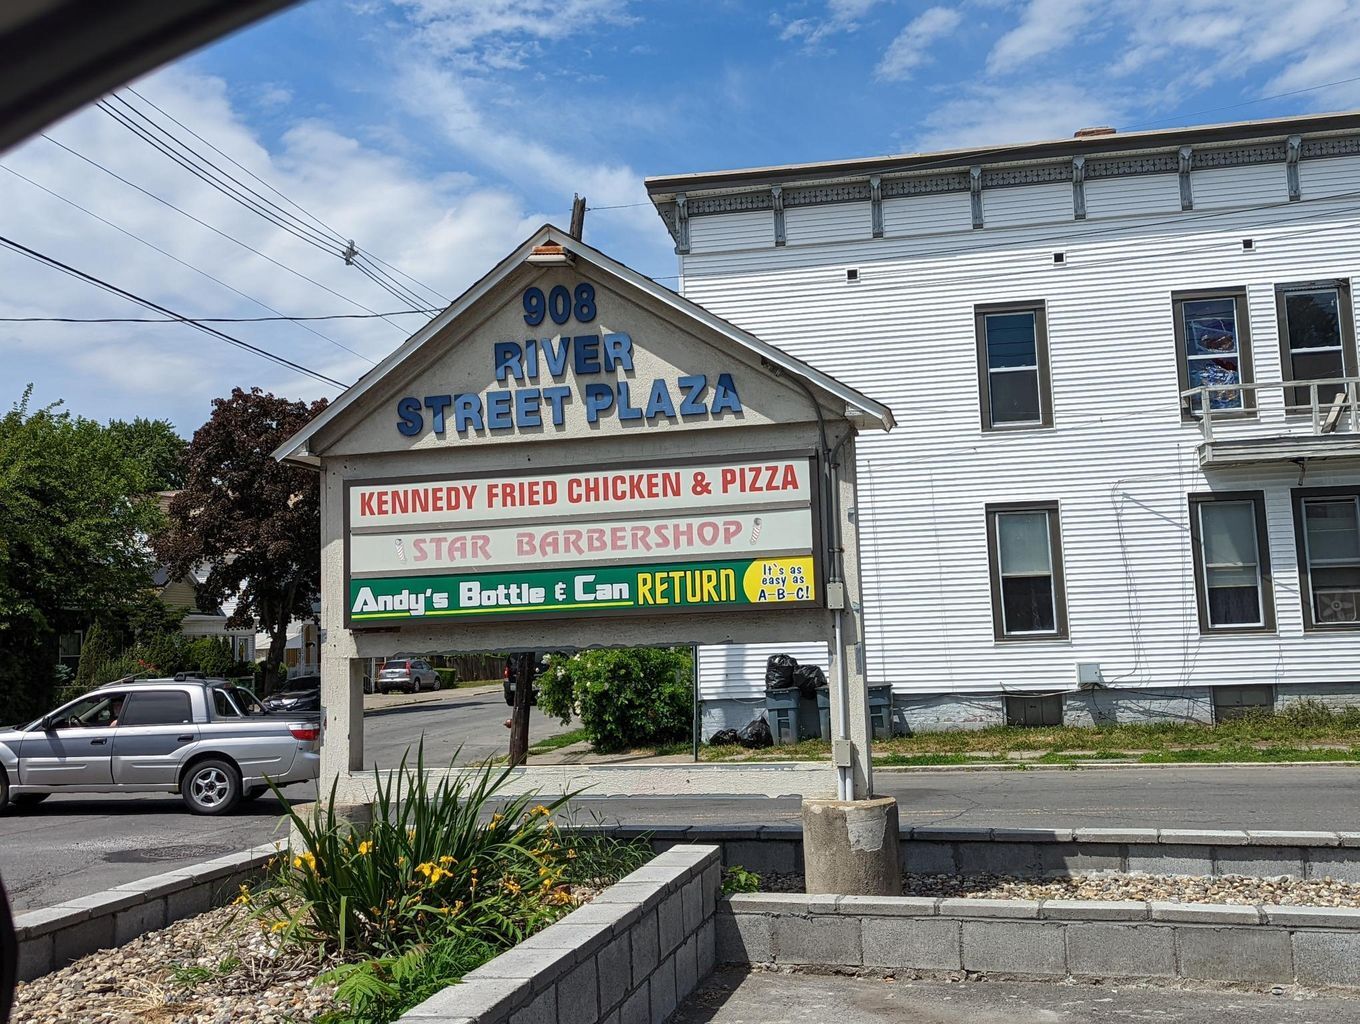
[1181,377,1360,441]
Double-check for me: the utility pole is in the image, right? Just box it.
[569,194,586,240]
[508,652,534,766]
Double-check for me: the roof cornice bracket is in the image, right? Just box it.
[969,166,983,229]
[1179,146,1194,211]
[772,186,786,247]
[1286,135,1302,202]
[869,174,884,238]
[674,193,691,255]
[1071,156,1087,221]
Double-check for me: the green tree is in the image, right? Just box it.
[74,620,118,690]
[105,416,186,491]
[155,387,327,692]
[0,388,164,721]
[539,647,694,753]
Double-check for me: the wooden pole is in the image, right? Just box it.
[508,652,533,767]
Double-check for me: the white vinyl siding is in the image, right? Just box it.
[983,182,1072,229]
[784,204,870,246]
[683,161,1360,696]
[1084,175,1181,218]
[1301,157,1360,200]
[1192,164,1290,210]
[697,640,828,702]
[881,193,971,238]
[688,210,772,254]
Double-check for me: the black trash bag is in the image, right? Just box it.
[737,716,774,748]
[791,664,827,698]
[709,728,742,746]
[764,654,798,690]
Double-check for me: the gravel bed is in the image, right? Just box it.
[13,906,338,1024]
[760,872,1360,907]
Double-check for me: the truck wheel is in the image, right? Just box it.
[181,759,241,815]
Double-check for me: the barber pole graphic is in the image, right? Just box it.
[749,517,763,544]
[394,537,407,563]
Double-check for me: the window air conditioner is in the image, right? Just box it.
[1316,590,1360,624]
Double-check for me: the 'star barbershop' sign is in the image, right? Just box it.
[345,457,820,624]
[393,283,743,437]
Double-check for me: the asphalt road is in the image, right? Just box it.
[0,685,574,912]
[2,759,1356,913]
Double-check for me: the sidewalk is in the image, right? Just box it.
[676,968,1360,1024]
[361,680,501,713]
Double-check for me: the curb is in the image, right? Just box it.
[14,841,282,982]
[872,759,1360,773]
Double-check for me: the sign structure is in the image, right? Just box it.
[345,457,821,624]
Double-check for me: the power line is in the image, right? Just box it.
[0,310,437,323]
[39,133,412,333]
[0,234,349,389]
[117,87,451,307]
[0,162,380,365]
[1123,75,1360,132]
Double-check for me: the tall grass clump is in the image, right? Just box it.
[252,744,579,955]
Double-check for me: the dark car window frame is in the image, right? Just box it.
[120,689,194,727]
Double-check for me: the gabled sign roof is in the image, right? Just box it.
[273,224,894,466]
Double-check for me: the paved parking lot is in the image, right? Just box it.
[676,969,1360,1024]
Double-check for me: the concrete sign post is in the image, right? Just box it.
[275,226,893,808]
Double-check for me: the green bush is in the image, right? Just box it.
[434,668,458,689]
[252,747,577,956]
[539,647,693,753]
[132,630,191,675]
[74,621,118,689]
[318,933,499,1024]
[186,636,235,677]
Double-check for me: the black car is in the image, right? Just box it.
[503,653,549,706]
[261,674,320,715]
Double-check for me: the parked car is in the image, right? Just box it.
[503,653,549,706]
[376,658,439,694]
[261,674,320,715]
[0,676,320,815]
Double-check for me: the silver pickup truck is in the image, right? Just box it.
[0,676,321,815]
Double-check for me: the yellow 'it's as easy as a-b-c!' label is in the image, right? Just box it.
[742,556,816,603]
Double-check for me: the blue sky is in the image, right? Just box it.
[3,0,1358,433]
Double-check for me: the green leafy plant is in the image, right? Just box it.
[74,621,118,689]
[722,865,761,894]
[318,932,499,1024]
[252,744,581,956]
[539,647,693,753]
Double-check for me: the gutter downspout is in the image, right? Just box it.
[775,360,855,800]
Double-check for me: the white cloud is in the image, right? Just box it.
[986,0,1095,75]
[394,0,634,70]
[0,65,551,428]
[776,0,889,50]
[875,6,963,81]
[910,81,1130,151]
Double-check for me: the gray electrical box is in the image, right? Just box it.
[1076,662,1103,689]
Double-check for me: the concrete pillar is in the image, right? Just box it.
[802,797,901,896]
[319,652,365,789]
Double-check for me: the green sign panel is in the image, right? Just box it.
[348,556,816,623]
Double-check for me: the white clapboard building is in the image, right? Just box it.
[645,112,1360,734]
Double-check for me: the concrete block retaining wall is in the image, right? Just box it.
[586,825,1360,884]
[396,844,721,1024]
[14,842,278,982]
[716,892,1360,990]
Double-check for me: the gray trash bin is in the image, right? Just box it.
[816,684,894,740]
[765,687,800,744]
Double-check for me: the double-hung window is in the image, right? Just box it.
[986,502,1068,640]
[1275,281,1356,410]
[1172,289,1253,417]
[1293,488,1360,629]
[976,303,1052,430]
[1189,492,1274,633]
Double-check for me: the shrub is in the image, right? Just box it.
[253,746,578,955]
[74,621,118,690]
[132,630,191,675]
[539,647,693,753]
[186,636,235,677]
[319,932,499,1024]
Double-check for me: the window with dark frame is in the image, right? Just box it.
[976,303,1052,430]
[1293,488,1360,629]
[1172,289,1253,417]
[1275,281,1356,410]
[1188,492,1274,633]
[120,690,193,727]
[986,502,1068,640]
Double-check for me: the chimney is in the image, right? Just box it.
[1074,126,1116,138]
